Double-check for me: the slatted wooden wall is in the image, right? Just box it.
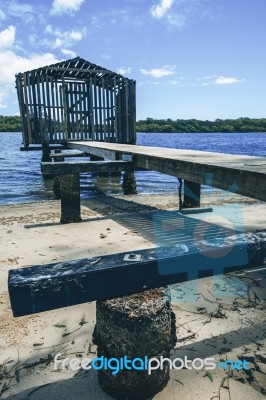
[16,64,136,146]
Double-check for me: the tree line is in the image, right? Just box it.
[0,115,22,132]
[1,115,266,133]
[136,117,266,133]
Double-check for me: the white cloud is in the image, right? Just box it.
[199,75,245,86]
[43,25,86,49]
[69,30,83,41]
[0,25,16,48]
[151,0,174,18]
[101,54,111,60]
[117,66,132,75]
[214,76,244,85]
[0,50,59,108]
[3,1,39,23]
[61,48,77,58]
[140,65,175,78]
[51,0,84,15]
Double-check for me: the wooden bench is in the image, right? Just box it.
[41,160,132,223]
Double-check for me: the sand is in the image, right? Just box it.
[0,192,266,399]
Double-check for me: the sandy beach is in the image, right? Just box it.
[1,192,266,399]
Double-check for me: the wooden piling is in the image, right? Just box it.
[122,160,137,195]
[93,288,176,400]
[52,149,64,199]
[60,174,81,223]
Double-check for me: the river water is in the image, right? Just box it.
[0,132,265,205]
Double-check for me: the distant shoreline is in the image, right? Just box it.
[1,115,266,133]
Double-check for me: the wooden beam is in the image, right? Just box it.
[20,145,66,151]
[41,160,131,174]
[8,232,266,317]
[51,151,85,158]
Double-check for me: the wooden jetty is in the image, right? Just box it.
[11,56,266,398]
[16,55,266,215]
[67,140,266,202]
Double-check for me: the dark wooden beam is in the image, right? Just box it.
[8,232,266,317]
[41,160,131,175]
[20,145,66,151]
[51,151,85,158]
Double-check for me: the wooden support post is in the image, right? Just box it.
[122,159,137,195]
[41,143,53,179]
[53,150,64,199]
[183,180,201,208]
[111,151,122,177]
[93,288,176,399]
[60,174,81,224]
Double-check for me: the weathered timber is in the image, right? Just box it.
[51,151,85,158]
[183,180,201,208]
[94,288,176,399]
[122,160,137,195]
[41,160,131,175]
[67,142,266,202]
[8,232,266,317]
[20,145,66,151]
[16,57,136,146]
[60,173,81,223]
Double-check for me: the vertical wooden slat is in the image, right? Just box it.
[93,77,98,140]
[114,78,119,143]
[98,82,103,141]
[22,73,32,144]
[31,73,39,142]
[74,82,79,139]
[106,79,110,142]
[36,74,43,141]
[125,79,129,143]
[102,78,107,141]
[50,77,57,141]
[110,79,115,142]
[16,74,28,146]
[54,79,61,139]
[129,80,136,144]
[45,75,52,141]
[70,82,75,140]
[61,77,68,142]
[89,78,94,140]
[82,83,88,139]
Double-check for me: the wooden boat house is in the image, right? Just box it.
[15,57,136,147]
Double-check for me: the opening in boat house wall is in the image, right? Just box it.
[16,57,136,147]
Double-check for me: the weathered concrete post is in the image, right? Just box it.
[60,174,82,223]
[183,180,201,208]
[93,288,176,400]
[122,159,137,195]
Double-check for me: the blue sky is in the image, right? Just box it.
[0,0,265,120]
